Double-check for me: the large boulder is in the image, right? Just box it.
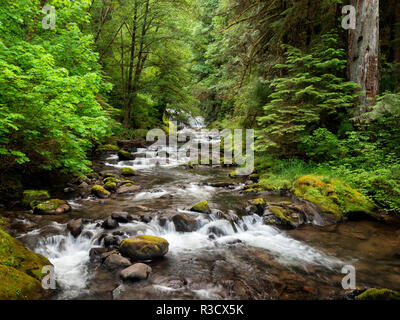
[0,227,52,299]
[172,213,197,232]
[33,199,71,215]
[190,200,211,214]
[120,235,169,261]
[102,254,131,271]
[120,263,152,281]
[67,219,83,238]
[22,190,50,208]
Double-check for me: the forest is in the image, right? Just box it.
[0,0,400,302]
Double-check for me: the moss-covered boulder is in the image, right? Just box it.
[118,150,134,160]
[91,185,110,199]
[191,200,211,214]
[120,235,169,261]
[103,172,116,179]
[96,144,120,153]
[357,288,400,300]
[22,190,50,208]
[103,176,119,184]
[265,205,297,229]
[104,181,117,191]
[0,227,52,299]
[291,175,375,220]
[250,198,268,215]
[0,265,44,300]
[33,199,71,215]
[121,167,137,176]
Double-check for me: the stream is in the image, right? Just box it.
[5,120,400,300]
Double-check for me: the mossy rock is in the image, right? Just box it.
[243,184,266,193]
[91,185,110,199]
[251,198,267,206]
[86,172,99,179]
[102,172,116,179]
[191,200,211,214]
[0,227,51,289]
[118,150,134,160]
[267,206,296,228]
[33,199,70,215]
[104,182,117,191]
[121,167,137,176]
[357,288,400,300]
[0,265,44,300]
[291,175,375,220]
[249,173,260,181]
[22,190,50,208]
[121,180,134,187]
[103,177,119,184]
[96,144,120,152]
[120,235,169,261]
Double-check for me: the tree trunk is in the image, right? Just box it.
[348,0,379,112]
[123,1,138,129]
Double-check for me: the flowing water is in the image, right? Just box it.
[7,121,400,300]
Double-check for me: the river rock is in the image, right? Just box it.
[63,187,75,193]
[120,263,152,281]
[112,211,131,223]
[104,235,119,247]
[91,185,110,199]
[102,253,131,271]
[191,200,211,214]
[172,213,197,232]
[116,185,141,195]
[33,199,71,215]
[102,217,119,229]
[67,218,83,237]
[89,247,108,262]
[118,150,134,160]
[207,182,235,188]
[120,235,169,261]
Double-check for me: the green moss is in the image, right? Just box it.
[33,199,67,214]
[103,173,116,179]
[22,190,50,208]
[191,200,211,213]
[0,265,44,300]
[103,177,119,184]
[291,175,375,219]
[104,182,117,191]
[357,288,400,300]
[96,144,120,152]
[229,170,238,178]
[91,185,110,196]
[121,180,134,187]
[0,228,51,281]
[86,172,99,179]
[121,167,137,176]
[118,150,134,160]
[252,198,267,206]
[268,206,295,227]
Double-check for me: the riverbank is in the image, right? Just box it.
[1,131,400,300]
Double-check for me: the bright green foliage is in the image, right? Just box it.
[0,0,114,174]
[257,33,360,156]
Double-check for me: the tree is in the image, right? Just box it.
[348,0,380,111]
